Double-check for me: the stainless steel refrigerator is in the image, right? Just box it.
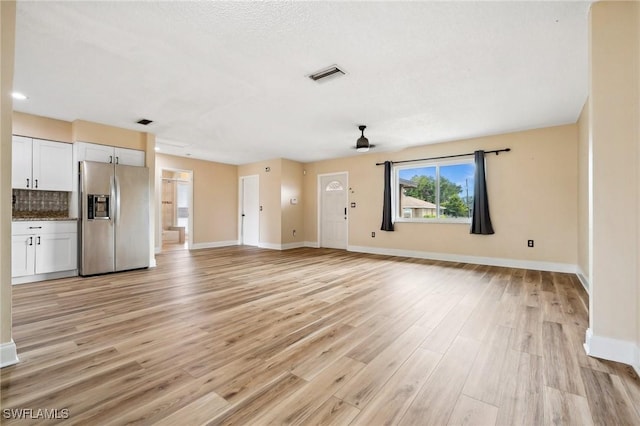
[79,160,150,276]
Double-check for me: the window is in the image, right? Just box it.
[395,159,475,223]
[325,181,344,191]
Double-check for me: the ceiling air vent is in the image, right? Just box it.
[137,118,153,125]
[308,65,345,83]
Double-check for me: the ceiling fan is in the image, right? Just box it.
[355,125,375,152]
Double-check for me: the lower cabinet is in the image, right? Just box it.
[12,221,78,284]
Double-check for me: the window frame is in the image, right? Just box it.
[393,158,475,224]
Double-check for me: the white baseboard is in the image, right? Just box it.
[346,245,577,273]
[257,242,305,250]
[12,269,78,285]
[575,266,590,294]
[282,242,304,250]
[584,328,640,374]
[191,240,239,250]
[304,241,319,248]
[258,242,282,250]
[149,257,157,268]
[1,340,19,368]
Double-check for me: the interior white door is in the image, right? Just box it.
[320,173,348,249]
[241,175,259,246]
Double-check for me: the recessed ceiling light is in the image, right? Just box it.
[12,92,28,100]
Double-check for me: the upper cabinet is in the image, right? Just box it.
[12,136,73,191]
[69,142,146,218]
[74,142,145,166]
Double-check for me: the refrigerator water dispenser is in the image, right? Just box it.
[87,194,110,220]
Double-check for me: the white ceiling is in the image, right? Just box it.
[13,1,590,165]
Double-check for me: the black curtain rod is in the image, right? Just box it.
[375,148,511,166]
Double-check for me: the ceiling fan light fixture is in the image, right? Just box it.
[356,125,370,152]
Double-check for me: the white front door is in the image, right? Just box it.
[240,175,259,246]
[320,173,348,249]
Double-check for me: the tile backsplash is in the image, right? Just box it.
[13,189,70,217]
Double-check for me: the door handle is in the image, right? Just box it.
[109,155,113,164]
[242,213,246,217]
[115,156,119,164]
[26,178,29,188]
[34,179,38,189]
[28,237,33,246]
[37,236,41,245]
[344,207,347,215]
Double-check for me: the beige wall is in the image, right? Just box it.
[72,119,147,150]
[238,159,283,246]
[588,1,639,345]
[304,125,578,265]
[281,159,304,245]
[637,0,640,358]
[13,111,72,143]
[156,153,238,248]
[1,0,16,355]
[577,101,589,285]
[237,158,305,247]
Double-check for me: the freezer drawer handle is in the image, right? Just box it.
[28,226,42,229]
[28,237,33,246]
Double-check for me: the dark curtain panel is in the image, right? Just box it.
[381,161,394,231]
[470,150,495,235]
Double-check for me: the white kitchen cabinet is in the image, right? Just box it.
[33,140,74,191]
[114,147,145,166]
[11,221,78,284]
[74,142,145,166]
[12,136,33,189]
[11,234,34,278]
[12,136,73,191]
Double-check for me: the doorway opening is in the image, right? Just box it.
[161,169,193,251]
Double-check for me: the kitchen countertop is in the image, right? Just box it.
[12,211,77,221]
[13,217,78,222]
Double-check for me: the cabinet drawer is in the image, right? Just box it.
[12,221,78,235]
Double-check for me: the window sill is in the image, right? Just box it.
[395,218,471,225]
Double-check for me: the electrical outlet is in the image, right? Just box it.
[527,240,534,248]
[371,232,375,238]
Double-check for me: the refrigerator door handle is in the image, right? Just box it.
[114,174,121,225]
[110,175,116,225]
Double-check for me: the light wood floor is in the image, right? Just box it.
[2,247,639,425]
